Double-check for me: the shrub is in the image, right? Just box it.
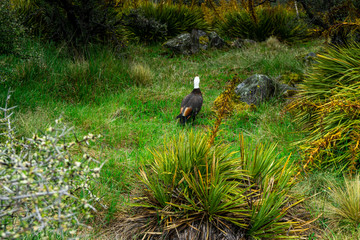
[288,44,360,172]
[123,3,209,43]
[0,93,103,238]
[217,5,308,42]
[239,135,303,239]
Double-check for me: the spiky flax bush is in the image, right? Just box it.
[218,5,308,42]
[123,3,208,43]
[114,132,311,239]
[0,93,104,238]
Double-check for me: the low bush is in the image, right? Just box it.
[217,5,308,42]
[0,93,103,238]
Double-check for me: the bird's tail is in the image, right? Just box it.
[176,114,186,125]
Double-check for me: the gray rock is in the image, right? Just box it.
[208,31,227,49]
[304,52,318,65]
[163,30,227,55]
[243,39,257,45]
[191,29,208,52]
[163,33,192,55]
[235,74,297,105]
[230,38,257,49]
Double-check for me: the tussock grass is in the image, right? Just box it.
[128,62,153,86]
[327,175,360,228]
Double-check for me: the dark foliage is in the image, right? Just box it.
[17,0,123,50]
[123,3,208,43]
[218,6,308,42]
[0,0,25,54]
[123,9,168,43]
[297,0,360,31]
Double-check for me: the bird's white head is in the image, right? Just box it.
[194,76,200,89]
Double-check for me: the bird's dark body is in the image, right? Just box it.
[176,88,203,125]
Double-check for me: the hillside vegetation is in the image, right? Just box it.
[1,0,360,239]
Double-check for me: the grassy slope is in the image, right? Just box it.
[3,39,352,238]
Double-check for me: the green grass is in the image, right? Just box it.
[3,38,353,238]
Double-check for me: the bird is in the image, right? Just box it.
[176,76,203,125]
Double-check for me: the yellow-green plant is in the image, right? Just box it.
[124,131,249,239]
[117,131,311,239]
[239,135,307,239]
[289,44,360,172]
[129,62,153,86]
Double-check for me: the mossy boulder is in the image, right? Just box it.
[163,30,226,55]
[235,74,297,105]
[163,33,192,55]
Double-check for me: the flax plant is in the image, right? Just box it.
[119,131,249,239]
[217,5,308,42]
[239,135,307,239]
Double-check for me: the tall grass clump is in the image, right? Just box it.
[123,3,208,43]
[327,175,360,230]
[289,44,360,172]
[129,62,154,86]
[239,135,310,239]
[0,93,104,239]
[217,5,308,42]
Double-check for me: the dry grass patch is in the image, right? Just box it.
[129,62,154,86]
